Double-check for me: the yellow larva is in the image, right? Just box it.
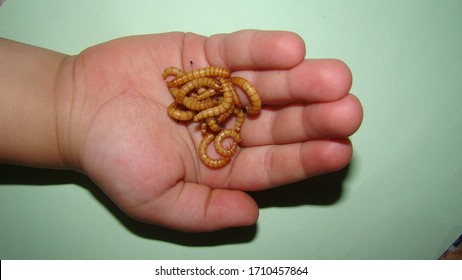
[167,66,230,88]
[182,96,221,111]
[232,106,245,132]
[162,66,183,79]
[163,66,261,168]
[167,102,194,121]
[198,134,230,168]
[214,129,241,157]
[230,76,261,115]
[176,77,221,104]
[192,78,234,122]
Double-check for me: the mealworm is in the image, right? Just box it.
[162,66,184,79]
[214,129,241,157]
[167,102,194,121]
[168,87,179,98]
[197,87,206,94]
[163,65,260,168]
[232,106,245,132]
[198,134,230,168]
[217,103,235,123]
[230,84,241,106]
[200,121,208,135]
[192,78,234,122]
[167,66,231,88]
[205,117,221,133]
[195,88,218,100]
[200,120,221,135]
[182,96,221,111]
[176,77,221,104]
[230,76,262,114]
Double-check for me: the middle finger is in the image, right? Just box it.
[232,58,353,106]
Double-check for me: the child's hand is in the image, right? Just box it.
[55,30,363,232]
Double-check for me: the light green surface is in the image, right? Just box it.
[1,0,461,259]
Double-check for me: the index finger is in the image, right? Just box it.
[204,29,306,70]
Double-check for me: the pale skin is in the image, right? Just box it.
[0,30,363,232]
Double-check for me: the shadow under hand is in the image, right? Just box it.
[0,162,350,246]
[250,164,349,208]
[0,163,255,246]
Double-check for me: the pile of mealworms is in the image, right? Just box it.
[163,66,262,168]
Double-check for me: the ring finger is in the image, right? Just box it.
[239,93,363,146]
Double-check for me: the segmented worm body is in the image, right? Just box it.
[176,77,221,104]
[217,103,235,123]
[196,88,218,100]
[167,102,194,121]
[199,134,230,168]
[163,65,261,168]
[214,129,241,157]
[232,107,245,132]
[205,117,221,133]
[162,66,183,79]
[167,66,231,88]
[230,76,262,114]
[182,96,221,111]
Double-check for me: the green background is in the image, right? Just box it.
[1,0,461,259]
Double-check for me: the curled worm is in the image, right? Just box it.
[230,76,261,114]
[162,66,183,79]
[198,134,230,168]
[214,129,241,157]
[196,88,219,100]
[205,117,222,133]
[217,103,235,123]
[168,66,230,88]
[192,78,234,122]
[176,77,221,104]
[164,66,259,168]
[167,102,194,121]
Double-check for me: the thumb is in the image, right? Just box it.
[125,182,259,232]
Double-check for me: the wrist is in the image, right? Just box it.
[54,55,81,170]
[0,39,69,168]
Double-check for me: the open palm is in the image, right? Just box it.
[62,30,362,232]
